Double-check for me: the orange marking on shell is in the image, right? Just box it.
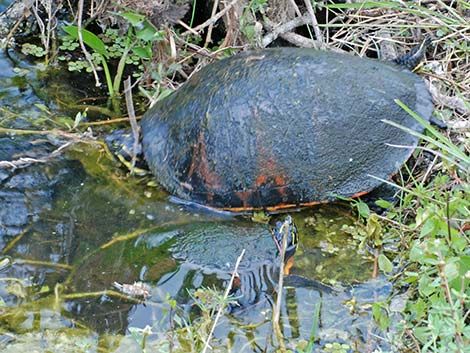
[187,131,221,191]
[234,190,251,208]
[350,190,369,199]
[213,199,326,213]
[274,176,286,186]
[212,189,370,213]
[255,155,287,192]
[255,176,268,187]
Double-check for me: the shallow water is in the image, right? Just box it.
[0,43,393,352]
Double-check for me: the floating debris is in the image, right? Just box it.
[113,281,151,298]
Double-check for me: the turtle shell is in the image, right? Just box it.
[140,47,433,212]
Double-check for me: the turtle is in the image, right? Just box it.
[108,39,436,213]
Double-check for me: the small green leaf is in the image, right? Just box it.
[378,254,393,273]
[420,217,437,236]
[365,215,383,244]
[409,242,424,261]
[34,103,51,114]
[132,46,152,60]
[39,285,50,294]
[62,25,108,57]
[462,326,470,340]
[450,234,467,252]
[118,12,146,26]
[73,110,87,129]
[444,262,459,282]
[372,302,390,330]
[413,326,431,344]
[0,257,10,271]
[136,22,165,42]
[375,199,393,209]
[356,201,370,219]
[418,275,437,296]
[412,298,427,320]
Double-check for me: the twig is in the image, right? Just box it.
[262,13,310,47]
[181,0,240,37]
[100,225,166,249]
[77,0,101,87]
[13,258,73,270]
[287,0,302,17]
[31,0,60,58]
[4,13,26,48]
[59,102,117,117]
[82,115,143,126]
[123,77,140,175]
[0,157,46,168]
[0,141,73,169]
[404,327,422,351]
[1,225,33,254]
[177,19,198,35]
[303,0,324,48]
[202,249,245,353]
[0,128,96,142]
[0,127,57,135]
[272,219,290,350]
[372,249,378,278]
[61,290,146,304]
[204,0,220,47]
[279,32,315,48]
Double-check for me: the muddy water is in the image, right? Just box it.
[0,43,393,352]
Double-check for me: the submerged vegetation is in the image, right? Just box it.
[0,0,469,352]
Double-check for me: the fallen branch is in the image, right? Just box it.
[262,13,313,47]
[0,142,73,169]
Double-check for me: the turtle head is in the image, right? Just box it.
[272,215,299,262]
[105,129,149,175]
[393,36,432,70]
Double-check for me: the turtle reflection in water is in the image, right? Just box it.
[157,217,299,309]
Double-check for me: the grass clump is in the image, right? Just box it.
[398,181,469,351]
[367,125,470,352]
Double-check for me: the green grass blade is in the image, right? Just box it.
[395,99,470,166]
[367,174,446,206]
[326,2,400,9]
[306,300,322,353]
